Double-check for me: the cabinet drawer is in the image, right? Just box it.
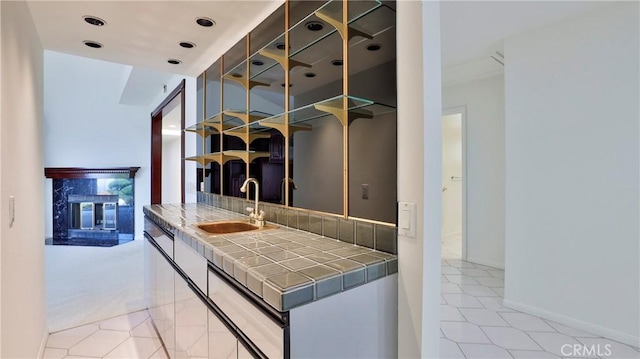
[208,268,284,358]
[144,217,173,258]
[174,237,207,293]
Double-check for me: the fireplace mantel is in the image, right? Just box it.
[45,167,140,179]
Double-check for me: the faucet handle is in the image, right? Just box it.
[257,210,265,220]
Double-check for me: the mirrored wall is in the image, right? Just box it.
[187,0,397,224]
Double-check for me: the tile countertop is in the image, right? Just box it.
[143,203,398,312]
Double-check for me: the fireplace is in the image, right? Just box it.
[45,167,139,247]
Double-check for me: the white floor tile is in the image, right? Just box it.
[42,347,67,359]
[482,327,542,350]
[46,324,100,349]
[442,282,464,294]
[440,338,465,358]
[459,343,513,358]
[527,332,584,357]
[509,350,560,358]
[446,260,478,268]
[68,330,130,357]
[474,276,504,288]
[500,312,556,332]
[492,287,505,296]
[442,295,447,304]
[442,293,484,308]
[104,336,163,359]
[543,320,597,338]
[460,284,499,297]
[476,297,515,312]
[441,322,491,344]
[442,266,463,275]
[459,308,509,326]
[442,275,450,283]
[149,348,169,359]
[487,269,505,279]
[460,268,492,277]
[575,337,640,358]
[445,274,479,285]
[100,310,149,331]
[442,305,467,322]
[130,318,159,338]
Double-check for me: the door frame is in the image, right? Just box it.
[151,79,186,204]
[442,106,467,260]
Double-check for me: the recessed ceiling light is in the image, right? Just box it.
[331,59,343,66]
[252,60,264,66]
[83,16,106,27]
[169,125,177,128]
[304,72,316,78]
[366,44,382,51]
[281,83,292,87]
[305,21,324,31]
[196,17,215,27]
[83,41,103,49]
[168,59,182,65]
[275,42,287,50]
[231,73,243,78]
[179,42,196,49]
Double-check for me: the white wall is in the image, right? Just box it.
[504,2,639,346]
[441,113,462,237]
[397,2,442,357]
[0,2,48,357]
[442,74,505,268]
[43,51,176,239]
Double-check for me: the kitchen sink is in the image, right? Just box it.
[194,221,276,235]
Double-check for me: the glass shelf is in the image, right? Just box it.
[185,123,219,137]
[220,95,395,138]
[221,0,384,88]
[289,0,382,58]
[223,150,270,164]
[260,95,382,127]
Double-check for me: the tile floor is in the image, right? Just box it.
[440,234,640,359]
[44,235,639,359]
[44,310,167,359]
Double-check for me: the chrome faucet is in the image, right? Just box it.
[240,178,265,227]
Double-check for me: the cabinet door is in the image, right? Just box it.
[175,275,208,359]
[146,237,176,359]
[208,310,238,359]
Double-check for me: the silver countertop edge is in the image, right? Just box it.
[143,203,398,311]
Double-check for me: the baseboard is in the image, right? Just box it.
[465,256,504,270]
[503,299,640,348]
[38,329,49,358]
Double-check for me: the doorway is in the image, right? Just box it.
[441,107,466,261]
[151,80,185,204]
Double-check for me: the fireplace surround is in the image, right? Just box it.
[45,167,139,247]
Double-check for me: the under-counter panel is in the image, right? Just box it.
[208,268,285,359]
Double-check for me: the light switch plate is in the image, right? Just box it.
[398,202,416,238]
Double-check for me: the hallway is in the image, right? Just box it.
[440,235,640,358]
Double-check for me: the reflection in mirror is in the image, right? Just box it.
[347,4,396,223]
[291,115,343,215]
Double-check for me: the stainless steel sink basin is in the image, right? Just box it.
[194,221,276,235]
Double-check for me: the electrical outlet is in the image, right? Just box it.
[361,184,369,200]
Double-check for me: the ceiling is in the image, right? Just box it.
[26,1,612,99]
[440,1,610,84]
[27,1,284,78]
